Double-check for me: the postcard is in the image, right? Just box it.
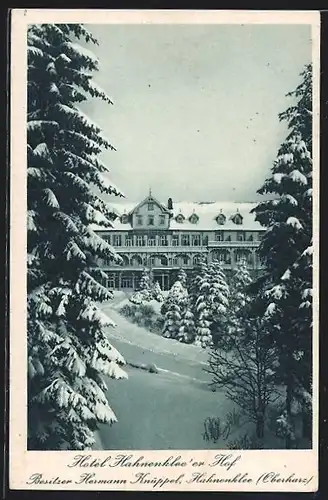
[9,8,320,492]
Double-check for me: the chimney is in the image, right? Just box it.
[167,197,173,210]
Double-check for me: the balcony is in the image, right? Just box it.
[111,245,208,253]
[208,240,260,248]
[101,262,237,271]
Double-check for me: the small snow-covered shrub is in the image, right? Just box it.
[120,303,138,319]
[119,302,162,334]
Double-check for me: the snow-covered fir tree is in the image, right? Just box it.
[207,260,230,347]
[151,281,164,302]
[177,305,196,344]
[162,281,188,339]
[130,267,153,304]
[176,268,187,287]
[220,258,253,349]
[252,63,313,448]
[27,24,128,450]
[193,264,213,348]
[189,255,208,300]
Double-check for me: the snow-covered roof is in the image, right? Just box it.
[91,200,265,231]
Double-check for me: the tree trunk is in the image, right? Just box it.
[285,381,293,449]
[256,416,265,439]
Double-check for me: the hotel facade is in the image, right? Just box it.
[94,193,266,291]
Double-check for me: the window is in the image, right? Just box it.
[232,214,243,225]
[121,214,128,224]
[149,256,155,266]
[216,214,226,225]
[193,255,200,265]
[214,252,230,264]
[160,235,168,246]
[182,255,189,265]
[103,234,111,244]
[122,277,132,288]
[148,215,154,226]
[159,215,165,225]
[182,234,190,246]
[125,236,132,246]
[148,203,154,211]
[236,253,247,263]
[225,235,231,242]
[192,234,201,246]
[172,235,179,246]
[202,236,208,245]
[173,256,179,266]
[237,232,245,242]
[136,236,144,246]
[215,231,224,242]
[189,214,199,224]
[113,235,121,246]
[217,253,225,263]
[175,214,185,223]
[136,215,143,226]
[147,238,156,246]
[160,256,168,266]
[106,277,115,289]
[248,234,254,242]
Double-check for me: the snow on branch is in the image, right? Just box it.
[95,172,125,198]
[42,188,60,209]
[88,80,113,105]
[289,169,308,185]
[82,202,113,227]
[64,41,99,66]
[286,216,303,230]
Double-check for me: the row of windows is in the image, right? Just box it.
[136,214,166,226]
[215,231,258,242]
[104,234,206,247]
[104,252,255,268]
[102,232,262,247]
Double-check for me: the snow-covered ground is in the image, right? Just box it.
[97,294,288,450]
[101,301,209,365]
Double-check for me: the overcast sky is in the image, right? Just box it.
[81,23,312,204]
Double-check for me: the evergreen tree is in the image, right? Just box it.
[251,64,313,447]
[177,306,196,344]
[151,281,164,302]
[220,258,253,349]
[130,267,152,303]
[176,267,187,287]
[27,24,127,450]
[162,281,188,339]
[193,267,213,348]
[207,260,230,347]
[189,254,208,302]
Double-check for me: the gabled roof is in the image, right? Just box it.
[127,194,171,216]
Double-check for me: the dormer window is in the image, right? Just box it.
[189,213,199,224]
[175,213,185,224]
[231,213,243,225]
[216,212,226,225]
[121,214,129,224]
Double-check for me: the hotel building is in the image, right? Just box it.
[93,193,266,291]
